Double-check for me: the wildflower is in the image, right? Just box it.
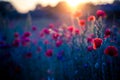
[21,37,30,46]
[49,24,54,28]
[44,40,49,45]
[39,31,44,38]
[104,29,111,38]
[104,46,118,57]
[43,28,50,35]
[75,29,80,35]
[88,15,96,22]
[87,37,93,43]
[93,38,103,49]
[96,10,106,18]
[32,26,37,31]
[79,20,86,26]
[52,33,59,40]
[87,46,93,52]
[56,40,62,47]
[67,26,74,32]
[45,49,53,57]
[12,39,20,47]
[14,32,19,38]
[23,32,31,37]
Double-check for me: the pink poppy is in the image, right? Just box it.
[96,10,106,18]
[23,32,31,37]
[52,33,59,40]
[75,29,80,35]
[56,40,62,47]
[87,46,93,52]
[14,32,19,38]
[45,49,53,57]
[67,26,74,32]
[32,26,37,31]
[104,29,111,38]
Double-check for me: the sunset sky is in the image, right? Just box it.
[5,0,114,13]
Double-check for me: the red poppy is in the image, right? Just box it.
[88,15,96,22]
[43,28,50,35]
[49,24,54,28]
[56,40,62,47]
[39,31,44,38]
[12,39,20,47]
[21,37,30,46]
[104,29,111,38]
[75,29,80,35]
[23,32,31,37]
[93,38,103,49]
[73,11,82,18]
[45,49,53,57]
[14,32,19,38]
[96,10,106,18]
[87,37,93,43]
[87,46,93,52]
[52,33,59,40]
[44,40,49,45]
[79,20,86,26]
[67,26,74,32]
[104,46,118,57]
[32,26,37,31]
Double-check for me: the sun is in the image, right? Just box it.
[65,0,86,8]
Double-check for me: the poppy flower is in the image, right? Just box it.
[23,32,31,37]
[88,15,96,22]
[67,26,74,32]
[32,26,37,31]
[21,37,30,46]
[45,49,53,57]
[14,32,19,38]
[49,24,54,28]
[87,46,93,52]
[73,11,82,18]
[93,38,103,49]
[87,37,93,43]
[96,10,106,18]
[79,20,86,26]
[12,39,20,47]
[43,28,50,35]
[44,40,49,44]
[104,46,118,57]
[52,33,59,40]
[56,40,62,47]
[39,31,44,38]
[75,29,80,35]
[104,29,111,38]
